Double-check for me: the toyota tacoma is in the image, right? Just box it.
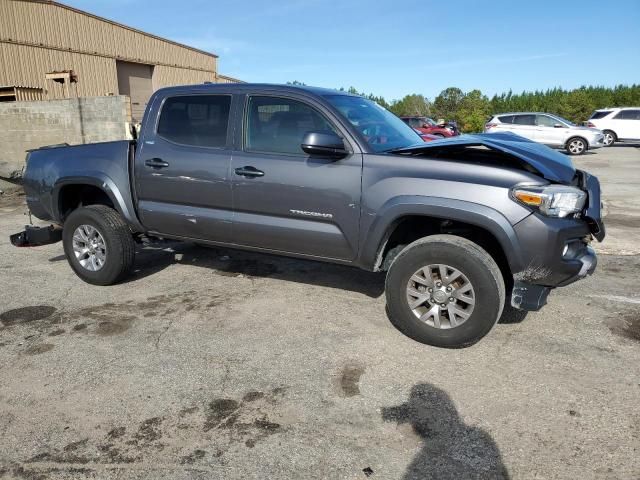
[11,84,605,348]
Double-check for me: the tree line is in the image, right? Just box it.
[288,81,640,133]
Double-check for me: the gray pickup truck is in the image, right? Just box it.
[11,84,605,348]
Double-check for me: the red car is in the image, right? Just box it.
[414,130,441,142]
[402,116,459,137]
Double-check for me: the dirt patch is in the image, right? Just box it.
[204,399,239,431]
[0,306,57,326]
[180,449,206,464]
[135,417,164,443]
[24,343,54,355]
[243,391,265,402]
[95,318,134,336]
[0,188,26,209]
[339,363,366,397]
[602,214,640,229]
[607,312,640,342]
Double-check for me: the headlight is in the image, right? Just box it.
[512,185,587,218]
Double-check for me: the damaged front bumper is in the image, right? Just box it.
[511,244,597,311]
[10,225,62,247]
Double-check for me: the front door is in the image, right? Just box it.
[230,95,362,260]
[535,114,566,146]
[135,94,234,242]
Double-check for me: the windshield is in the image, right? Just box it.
[324,95,422,152]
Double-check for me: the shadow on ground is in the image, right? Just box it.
[382,383,510,480]
[125,241,386,298]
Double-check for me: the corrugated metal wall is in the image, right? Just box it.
[0,42,118,98]
[0,0,222,99]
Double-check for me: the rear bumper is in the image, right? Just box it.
[10,225,62,247]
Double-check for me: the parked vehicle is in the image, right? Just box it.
[11,84,604,348]
[484,112,604,155]
[413,129,441,142]
[401,116,459,137]
[586,107,640,146]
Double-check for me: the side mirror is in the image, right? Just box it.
[301,131,348,158]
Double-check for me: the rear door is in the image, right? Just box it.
[230,94,362,260]
[612,109,640,139]
[510,114,537,140]
[135,93,235,242]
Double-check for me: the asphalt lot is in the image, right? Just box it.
[0,145,639,479]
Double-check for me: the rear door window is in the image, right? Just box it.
[498,115,514,124]
[590,111,612,119]
[157,95,231,148]
[614,109,640,120]
[513,114,536,126]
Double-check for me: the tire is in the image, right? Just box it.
[62,205,135,285]
[603,130,616,147]
[566,137,587,155]
[385,235,505,348]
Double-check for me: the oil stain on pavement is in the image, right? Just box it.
[15,387,288,477]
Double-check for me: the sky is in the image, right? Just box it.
[64,0,640,102]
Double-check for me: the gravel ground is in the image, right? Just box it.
[0,145,638,480]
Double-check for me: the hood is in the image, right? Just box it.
[392,132,576,184]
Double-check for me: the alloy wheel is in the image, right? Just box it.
[72,224,107,271]
[406,264,475,329]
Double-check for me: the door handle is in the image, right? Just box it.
[234,166,264,178]
[145,158,169,168]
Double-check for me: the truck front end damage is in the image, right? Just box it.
[510,170,604,311]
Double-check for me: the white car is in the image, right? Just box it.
[587,107,640,146]
[484,112,604,155]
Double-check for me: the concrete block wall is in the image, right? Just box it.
[0,96,132,177]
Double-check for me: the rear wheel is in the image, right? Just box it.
[385,235,505,348]
[603,130,616,147]
[63,205,135,285]
[566,137,587,155]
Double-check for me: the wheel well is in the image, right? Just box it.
[58,184,115,221]
[377,216,512,290]
[603,129,617,140]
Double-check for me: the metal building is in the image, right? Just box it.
[0,0,242,120]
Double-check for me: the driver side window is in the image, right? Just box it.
[245,96,336,155]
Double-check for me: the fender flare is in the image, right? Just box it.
[52,173,144,231]
[358,196,526,273]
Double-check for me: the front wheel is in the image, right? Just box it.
[63,205,135,285]
[385,235,505,348]
[566,137,587,155]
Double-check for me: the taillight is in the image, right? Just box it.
[485,123,498,130]
[586,122,596,128]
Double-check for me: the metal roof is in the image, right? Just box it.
[15,0,219,58]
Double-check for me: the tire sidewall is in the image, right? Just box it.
[63,207,126,285]
[386,239,503,348]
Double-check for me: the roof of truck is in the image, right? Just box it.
[154,83,358,97]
